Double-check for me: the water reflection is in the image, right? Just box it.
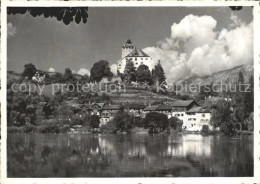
[7,133,253,177]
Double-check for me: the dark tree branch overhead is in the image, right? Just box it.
[7,7,88,25]
[229,6,243,11]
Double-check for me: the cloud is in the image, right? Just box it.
[110,64,118,75]
[77,68,90,76]
[48,67,55,72]
[7,23,16,38]
[143,14,253,83]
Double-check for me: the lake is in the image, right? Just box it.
[7,133,253,177]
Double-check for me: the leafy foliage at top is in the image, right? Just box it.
[7,7,88,25]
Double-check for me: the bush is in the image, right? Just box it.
[169,117,183,132]
[59,125,70,133]
[37,120,60,133]
[23,124,36,133]
[100,121,117,134]
[220,122,236,136]
[89,115,100,130]
[144,112,168,134]
[201,125,210,135]
[7,126,24,133]
[112,111,134,133]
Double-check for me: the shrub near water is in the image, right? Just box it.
[37,119,60,133]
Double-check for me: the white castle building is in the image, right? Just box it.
[117,39,153,73]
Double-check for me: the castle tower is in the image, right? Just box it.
[121,39,135,58]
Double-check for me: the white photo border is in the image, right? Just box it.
[1,1,260,184]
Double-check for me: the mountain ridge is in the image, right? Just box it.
[173,63,254,94]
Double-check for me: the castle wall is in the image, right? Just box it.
[121,46,135,58]
[117,56,152,73]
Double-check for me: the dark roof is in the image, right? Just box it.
[91,103,105,108]
[80,104,92,109]
[143,104,171,111]
[126,48,150,57]
[156,104,172,111]
[125,104,147,110]
[143,105,160,111]
[187,107,211,113]
[102,105,121,110]
[171,100,195,107]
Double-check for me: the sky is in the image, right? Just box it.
[7,6,253,83]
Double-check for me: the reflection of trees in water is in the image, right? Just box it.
[7,134,253,177]
[8,135,37,177]
[209,135,253,176]
[8,134,112,177]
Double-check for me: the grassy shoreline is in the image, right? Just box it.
[7,125,253,136]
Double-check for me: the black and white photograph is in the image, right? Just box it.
[1,1,259,182]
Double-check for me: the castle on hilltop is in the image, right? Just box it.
[117,39,153,73]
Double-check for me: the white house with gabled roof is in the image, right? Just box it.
[117,39,153,73]
[184,107,212,131]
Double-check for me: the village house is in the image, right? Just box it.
[100,104,122,125]
[72,99,211,131]
[124,103,147,118]
[184,107,212,131]
[32,71,45,84]
[142,105,160,118]
[170,100,199,122]
[142,104,172,118]
[91,103,105,116]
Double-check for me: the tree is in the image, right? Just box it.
[53,73,63,83]
[123,58,136,83]
[211,100,232,127]
[211,100,235,135]
[89,115,100,130]
[63,68,75,83]
[244,75,254,119]
[90,60,113,82]
[43,102,55,118]
[80,74,90,83]
[112,110,134,134]
[55,103,74,121]
[201,125,210,135]
[144,112,168,133]
[22,63,37,79]
[152,61,166,85]
[135,64,152,84]
[233,71,245,123]
[7,7,88,25]
[169,117,183,132]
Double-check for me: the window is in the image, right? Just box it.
[141,58,143,60]
[141,62,143,64]
[136,63,138,65]
[146,58,148,60]
[181,114,184,116]
[135,58,137,61]
[202,114,205,117]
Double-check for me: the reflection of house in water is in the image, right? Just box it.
[98,136,116,155]
[127,144,147,158]
[166,135,212,157]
